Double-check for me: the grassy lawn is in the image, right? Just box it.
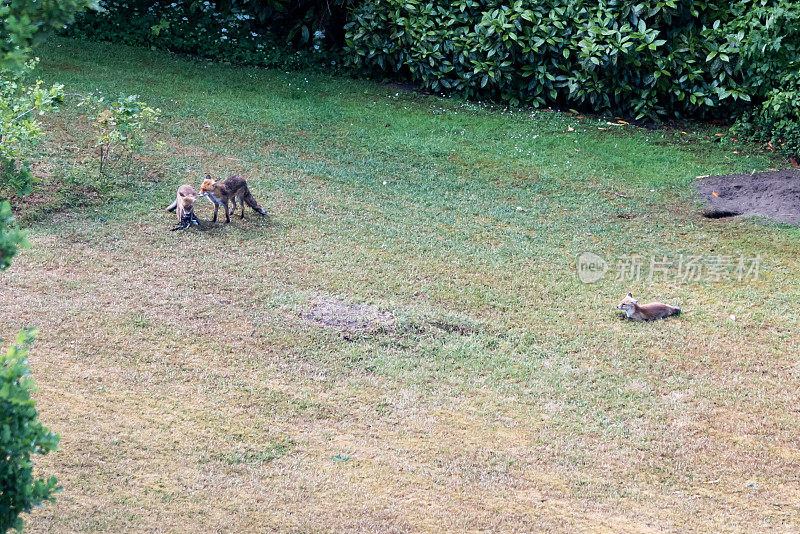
[3,37,799,531]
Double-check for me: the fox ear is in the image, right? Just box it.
[633,299,639,304]
[205,173,212,180]
[627,292,633,298]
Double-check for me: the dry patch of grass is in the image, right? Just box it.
[300,297,396,333]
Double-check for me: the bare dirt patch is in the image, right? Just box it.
[697,168,800,224]
[299,299,480,339]
[300,298,395,333]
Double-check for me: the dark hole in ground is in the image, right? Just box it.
[702,209,740,219]
[696,168,800,225]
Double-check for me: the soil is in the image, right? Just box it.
[697,168,800,225]
[300,298,395,333]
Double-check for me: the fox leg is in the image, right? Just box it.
[238,192,246,219]
[224,201,230,223]
[212,203,219,223]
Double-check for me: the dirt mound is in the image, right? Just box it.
[300,298,395,332]
[697,168,800,225]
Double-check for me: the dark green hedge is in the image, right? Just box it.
[732,70,800,158]
[345,0,798,119]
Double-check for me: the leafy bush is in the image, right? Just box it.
[0,329,61,533]
[223,0,353,48]
[93,95,160,176]
[343,0,795,122]
[0,201,26,271]
[732,71,800,158]
[1,60,67,198]
[715,0,800,96]
[1,0,97,71]
[65,0,345,71]
[723,1,800,157]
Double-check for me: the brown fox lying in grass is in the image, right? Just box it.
[617,293,681,321]
[199,174,267,223]
[165,184,202,230]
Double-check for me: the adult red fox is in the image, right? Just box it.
[165,184,201,230]
[617,293,681,321]
[199,174,267,223]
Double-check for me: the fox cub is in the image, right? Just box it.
[617,293,681,321]
[165,184,201,230]
[199,174,267,223]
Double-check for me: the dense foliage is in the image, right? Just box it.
[65,0,349,70]
[222,0,353,46]
[93,95,160,176]
[723,2,800,157]
[345,1,786,115]
[0,201,25,271]
[0,329,60,533]
[732,71,800,159]
[0,60,65,196]
[1,0,97,71]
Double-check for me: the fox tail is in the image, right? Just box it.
[243,189,267,216]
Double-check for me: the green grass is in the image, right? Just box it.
[3,37,800,532]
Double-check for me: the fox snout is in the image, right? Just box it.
[199,177,215,194]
